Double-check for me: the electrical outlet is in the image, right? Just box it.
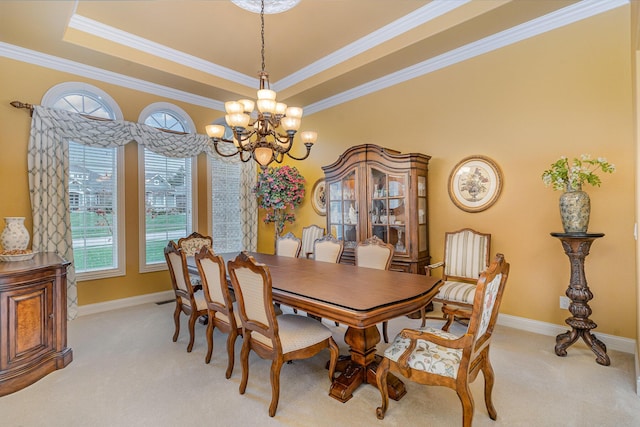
[559,296,570,309]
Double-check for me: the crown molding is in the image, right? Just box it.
[1,0,628,115]
[0,41,224,111]
[273,0,470,91]
[68,14,258,89]
[305,0,629,115]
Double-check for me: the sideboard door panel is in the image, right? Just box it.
[8,281,54,367]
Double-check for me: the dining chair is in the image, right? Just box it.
[355,236,394,342]
[227,251,339,417]
[311,234,344,263]
[300,224,325,259]
[194,246,242,378]
[177,231,213,291]
[375,254,510,427]
[164,241,208,352]
[425,228,491,331]
[177,231,213,257]
[275,232,302,258]
[309,234,344,324]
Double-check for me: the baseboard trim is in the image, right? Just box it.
[76,291,175,317]
[497,313,637,354]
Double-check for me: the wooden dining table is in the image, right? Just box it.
[215,252,442,403]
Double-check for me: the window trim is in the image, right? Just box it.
[41,82,126,280]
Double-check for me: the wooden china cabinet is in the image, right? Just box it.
[0,253,72,396]
[322,144,430,273]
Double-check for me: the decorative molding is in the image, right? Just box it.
[497,313,637,355]
[0,42,225,112]
[68,14,257,89]
[0,0,628,115]
[76,290,175,317]
[274,0,471,91]
[304,0,629,114]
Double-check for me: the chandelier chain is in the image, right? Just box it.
[260,0,266,74]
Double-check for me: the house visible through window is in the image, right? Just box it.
[139,103,196,270]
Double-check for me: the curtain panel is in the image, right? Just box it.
[28,106,257,319]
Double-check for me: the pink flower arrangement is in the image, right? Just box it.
[254,165,306,236]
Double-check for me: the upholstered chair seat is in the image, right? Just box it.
[384,326,462,379]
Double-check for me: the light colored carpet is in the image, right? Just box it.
[1,302,638,427]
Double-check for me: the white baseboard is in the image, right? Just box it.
[76,290,175,317]
[497,313,637,354]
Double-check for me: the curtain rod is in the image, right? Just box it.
[9,100,187,134]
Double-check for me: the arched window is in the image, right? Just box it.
[41,82,125,279]
[138,103,197,271]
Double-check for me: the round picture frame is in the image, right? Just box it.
[311,179,327,216]
[448,155,503,213]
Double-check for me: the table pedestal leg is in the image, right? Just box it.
[329,325,407,402]
[555,317,610,366]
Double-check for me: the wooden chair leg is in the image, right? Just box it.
[375,357,391,420]
[481,352,497,420]
[268,358,284,417]
[187,312,197,352]
[239,339,250,394]
[172,303,181,342]
[225,330,239,379]
[457,383,475,427]
[382,321,389,343]
[420,307,426,327]
[205,317,214,363]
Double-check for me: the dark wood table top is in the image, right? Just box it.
[220,252,441,329]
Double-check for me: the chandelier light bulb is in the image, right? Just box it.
[257,89,276,100]
[300,131,318,144]
[206,124,225,139]
[285,106,303,119]
[238,99,255,113]
[225,101,244,114]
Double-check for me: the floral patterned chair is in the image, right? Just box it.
[375,254,510,427]
[178,231,213,291]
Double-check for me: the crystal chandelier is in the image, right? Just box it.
[206,0,317,169]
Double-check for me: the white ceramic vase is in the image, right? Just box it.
[0,217,30,251]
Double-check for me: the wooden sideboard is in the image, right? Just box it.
[0,252,72,396]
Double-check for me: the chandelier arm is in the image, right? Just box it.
[239,150,253,163]
[285,143,313,161]
[211,140,243,158]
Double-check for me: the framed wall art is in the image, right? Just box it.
[448,155,503,213]
[311,179,327,215]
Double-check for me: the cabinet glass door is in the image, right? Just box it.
[369,168,409,255]
[328,170,358,248]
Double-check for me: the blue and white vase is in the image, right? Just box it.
[0,217,30,251]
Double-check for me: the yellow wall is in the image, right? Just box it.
[0,7,636,339]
